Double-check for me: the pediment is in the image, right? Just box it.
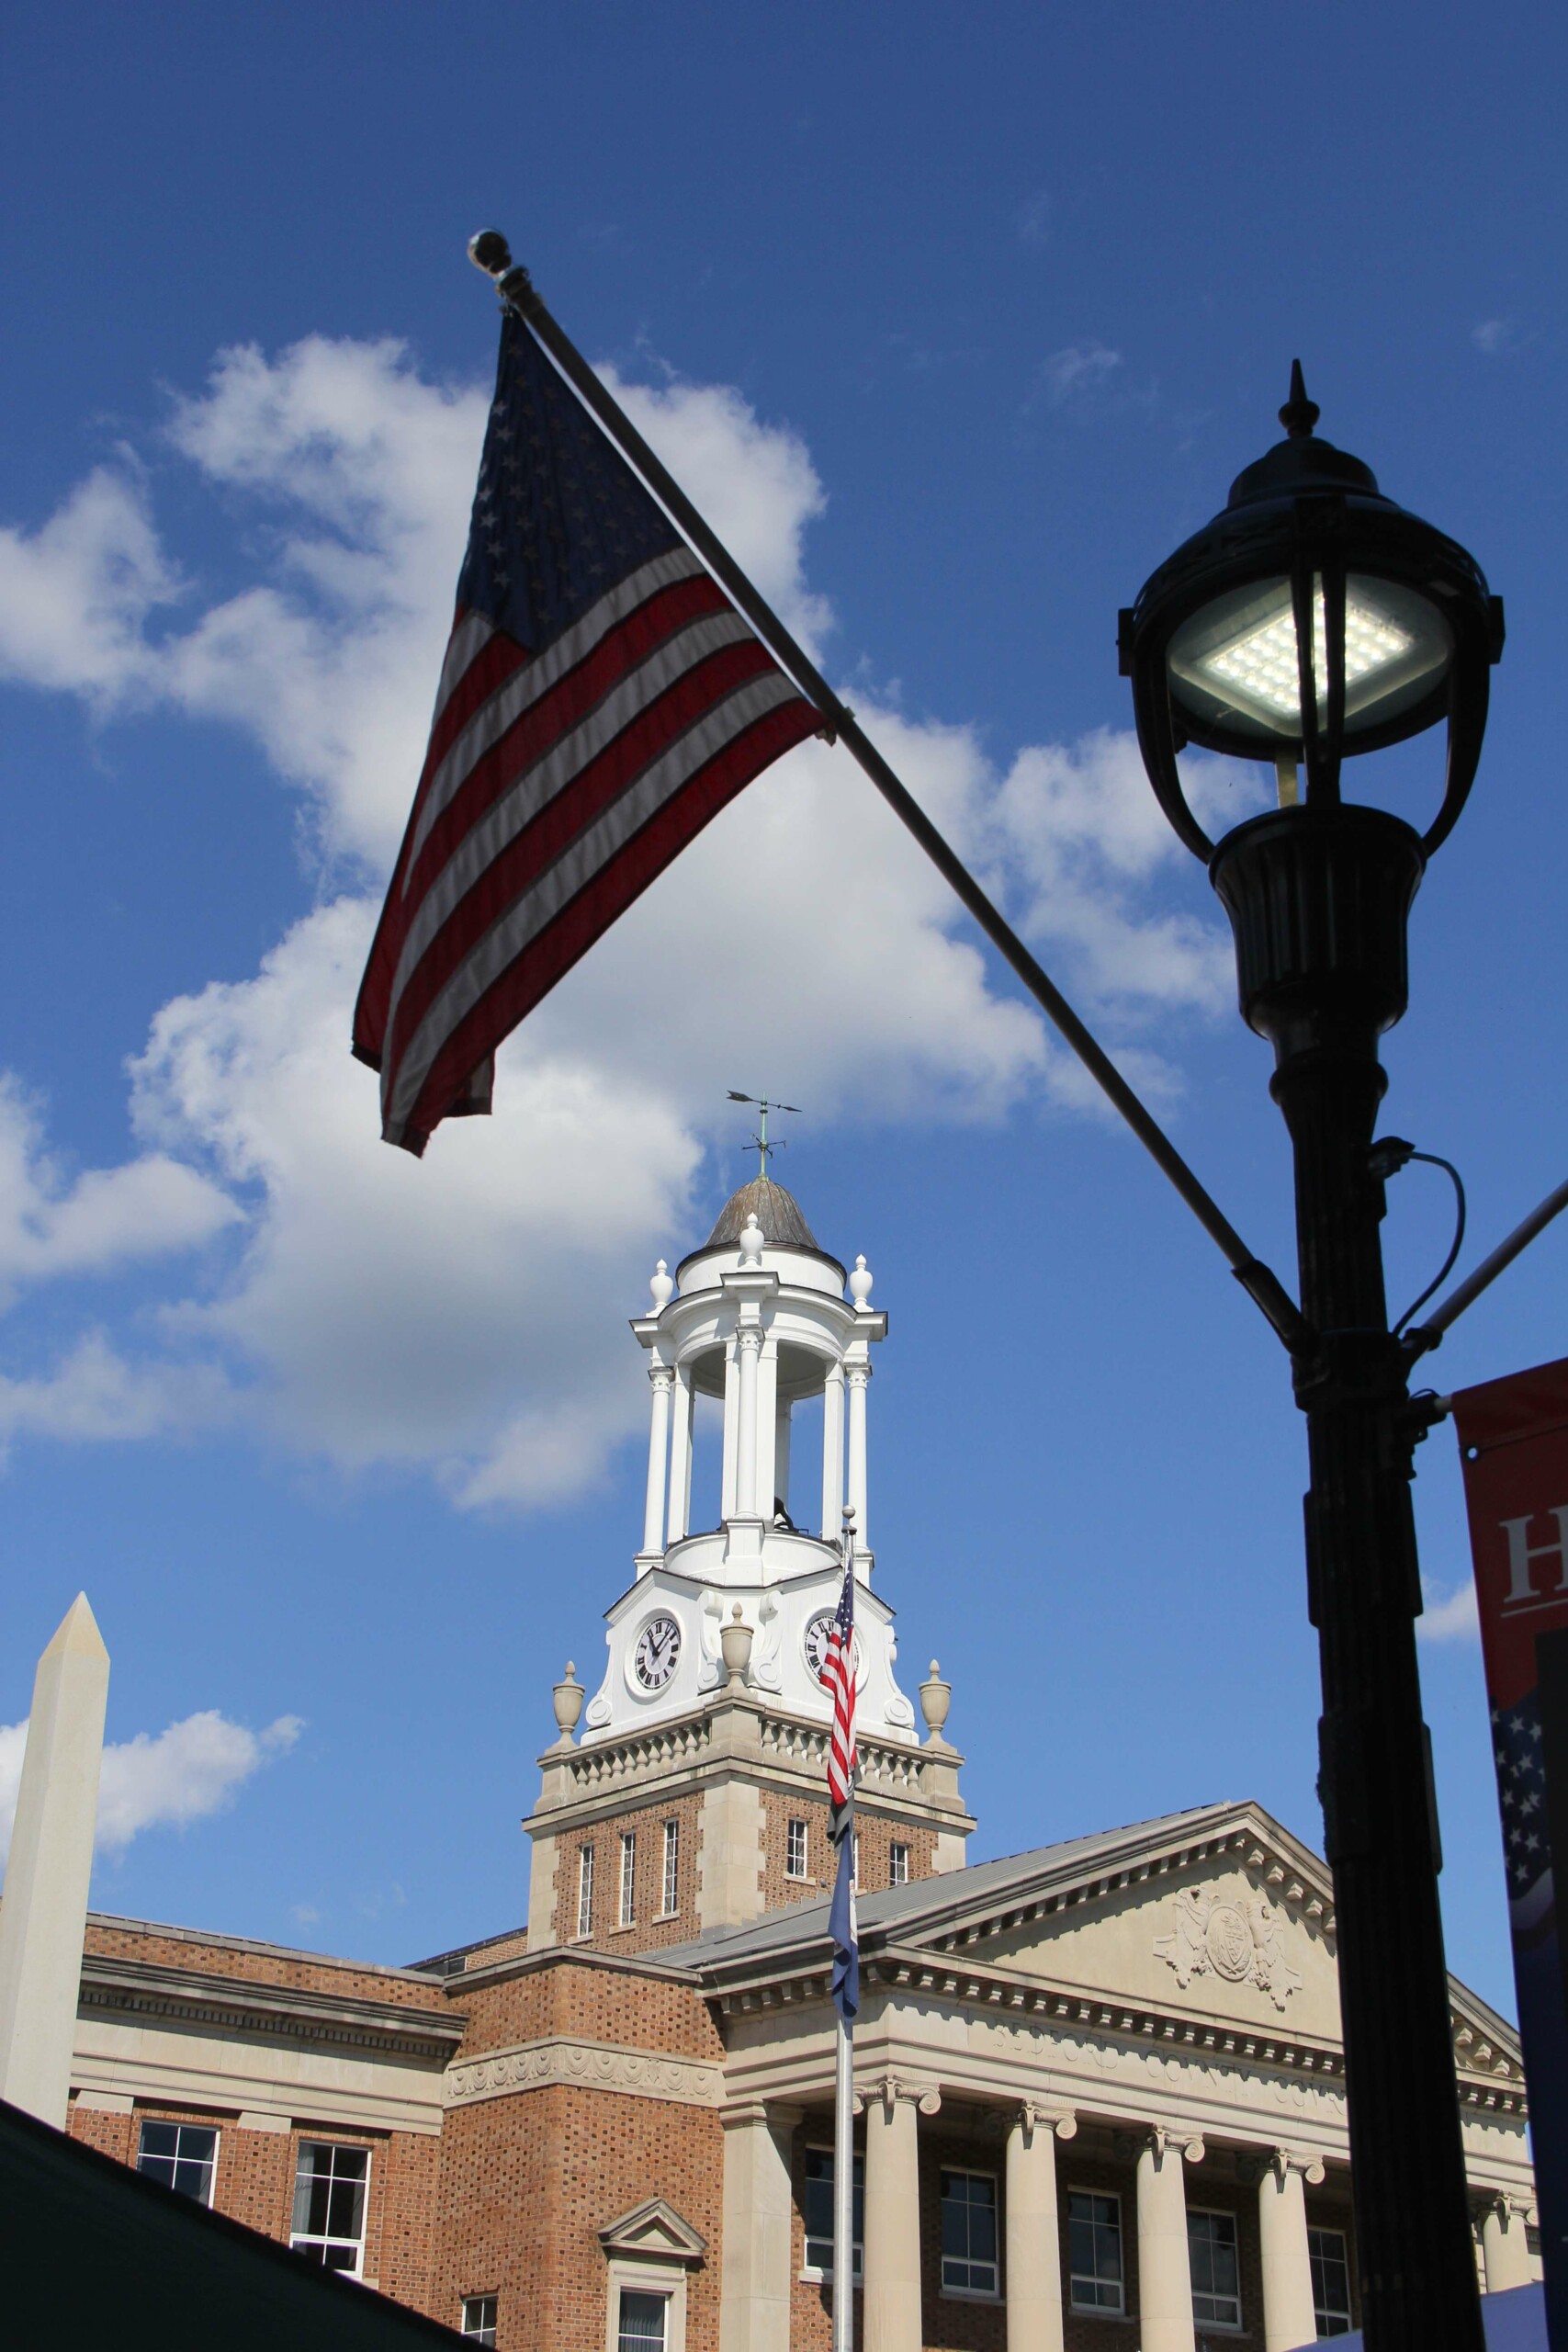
[889,1805,1345,2041]
[598,2197,707,2264]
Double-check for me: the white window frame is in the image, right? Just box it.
[462,2293,499,2345]
[939,2165,1000,2300]
[1067,2186,1125,2315]
[604,2266,686,2352]
[1188,2206,1243,2333]
[786,1817,808,1880]
[801,2145,864,2282]
[889,1842,910,1887]
[289,2139,371,2278]
[620,1831,637,1927]
[577,1843,595,1939]
[1308,2224,1354,2337]
[661,1820,680,1916]
[135,2119,220,2207]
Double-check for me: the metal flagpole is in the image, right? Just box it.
[466,232,1306,1362]
[832,1510,856,2352]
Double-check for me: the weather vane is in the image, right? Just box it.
[726,1091,801,1182]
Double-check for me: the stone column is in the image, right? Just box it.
[1134,2130,1198,2352]
[718,2103,799,2352]
[0,1594,110,2127]
[721,1336,740,1520]
[1256,2154,1321,2352]
[1007,2106,1069,2352]
[667,1364,693,1545]
[821,1361,845,1538]
[735,1326,763,1518]
[1479,2194,1533,2292]
[865,2078,934,2352]
[641,1366,673,1559]
[847,1362,871,1554]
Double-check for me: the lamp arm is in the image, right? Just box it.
[1405,1174,1568,1353]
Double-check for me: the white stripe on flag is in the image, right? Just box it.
[408,549,706,873]
[392,608,756,995]
[387,669,802,1129]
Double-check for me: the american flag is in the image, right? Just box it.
[820,1565,858,1829]
[1492,1689,1556,1945]
[354,308,821,1155]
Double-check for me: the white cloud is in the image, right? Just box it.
[1418,1577,1480,1645]
[1472,319,1528,356]
[0,1077,238,1306]
[0,1710,301,1865]
[0,466,182,706]
[1040,342,1122,404]
[0,332,1247,1509]
[0,1332,230,1458]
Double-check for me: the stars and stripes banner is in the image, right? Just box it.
[1454,1355,1568,2333]
[354,307,821,1155]
[819,1563,858,1832]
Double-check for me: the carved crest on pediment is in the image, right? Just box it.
[1154,1886,1303,2012]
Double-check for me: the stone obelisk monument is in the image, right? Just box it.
[0,1594,109,2126]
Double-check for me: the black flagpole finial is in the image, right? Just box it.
[468,230,513,277]
[1279,358,1321,440]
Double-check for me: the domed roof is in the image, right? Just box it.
[705,1175,819,1252]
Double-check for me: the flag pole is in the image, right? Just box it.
[465,232,1307,1362]
[832,1509,856,2352]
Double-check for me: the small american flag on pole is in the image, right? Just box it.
[354,307,821,1155]
[820,1559,858,1833]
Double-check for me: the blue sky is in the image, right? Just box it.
[0,0,1564,2018]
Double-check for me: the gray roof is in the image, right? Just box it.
[705,1176,819,1252]
[654,1800,1244,1976]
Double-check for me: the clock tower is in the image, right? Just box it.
[522,1175,973,1957]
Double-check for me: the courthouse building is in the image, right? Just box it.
[51,1178,1538,2349]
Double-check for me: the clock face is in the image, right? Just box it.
[633,1613,682,1691]
[804,1611,861,1685]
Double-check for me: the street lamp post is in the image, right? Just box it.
[1120,367,1506,2352]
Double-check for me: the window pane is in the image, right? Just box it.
[618,2292,668,2352]
[1309,2227,1353,2335]
[463,2294,499,2345]
[941,2172,998,2292]
[1188,2211,1240,2327]
[137,2121,217,2205]
[1068,2191,1122,2312]
[803,2149,864,2272]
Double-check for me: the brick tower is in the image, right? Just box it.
[523,1175,972,1960]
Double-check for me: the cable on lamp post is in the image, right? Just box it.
[1120,363,1505,2352]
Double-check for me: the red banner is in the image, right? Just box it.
[1454,1355,1568,2342]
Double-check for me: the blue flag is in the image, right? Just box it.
[829,1833,858,2021]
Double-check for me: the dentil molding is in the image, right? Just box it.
[445,2036,722,2110]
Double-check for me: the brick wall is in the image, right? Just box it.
[551,1793,706,1956]
[449,1953,723,2065]
[789,2114,857,2352]
[432,2081,723,2352]
[919,2131,1007,2352]
[759,1794,940,1911]
[83,1919,448,2012]
[66,2095,441,2315]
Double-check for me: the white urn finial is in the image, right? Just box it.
[739,1213,765,1266]
[849,1253,874,1310]
[919,1659,952,1747]
[720,1602,754,1690]
[552,1661,584,1746]
[649,1258,674,1309]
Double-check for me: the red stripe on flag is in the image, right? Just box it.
[382,638,787,1079]
[392,694,818,1150]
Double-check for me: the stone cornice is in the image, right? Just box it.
[436,1939,696,1992]
[78,1955,466,2066]
[445,2035,722,2109]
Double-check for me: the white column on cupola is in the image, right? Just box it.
[666,1363,693,1545]
[735,1326,763,1518]
[641,1365,674,1560]
[846,1252,875,1557]
[820,1360,845,1540]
